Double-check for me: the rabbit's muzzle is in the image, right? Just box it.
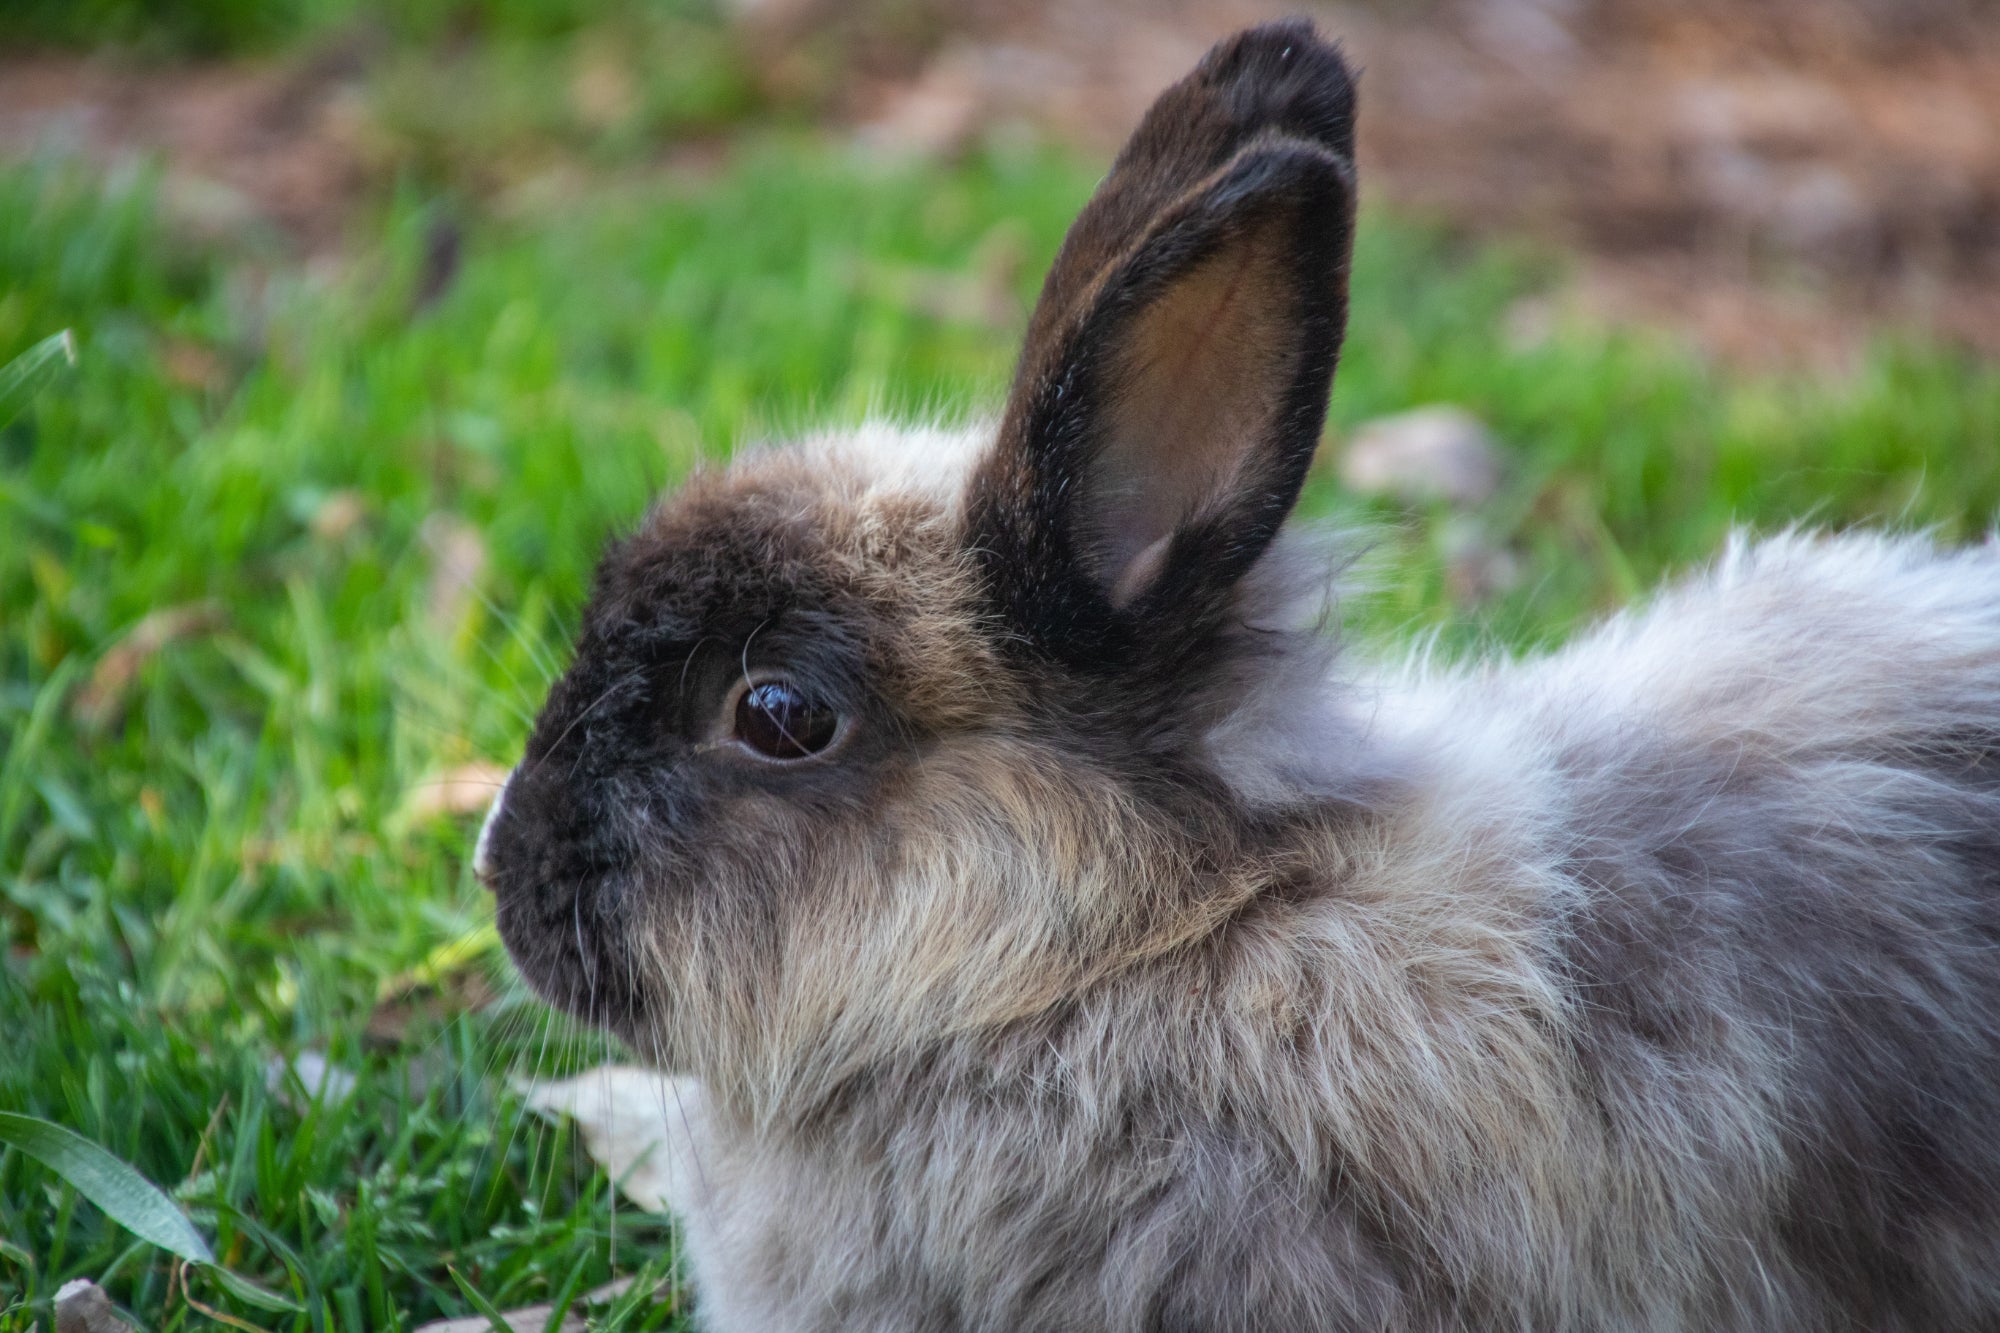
[479,744,656,1036]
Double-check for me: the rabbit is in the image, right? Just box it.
[475,19,2000,1332]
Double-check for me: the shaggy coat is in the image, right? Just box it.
[480,21,2000,1331]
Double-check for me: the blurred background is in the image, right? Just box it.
[1,2,1997,1328]
[6,0,2000,364]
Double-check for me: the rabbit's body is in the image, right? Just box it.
[610,489,2000,1333]
[481,22,2000,1330]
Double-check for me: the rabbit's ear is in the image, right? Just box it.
[970,21,1358,670]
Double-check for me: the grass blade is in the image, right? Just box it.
[0,329,77,427]
[0,1112,213,1264]
[200,1262,306,1315]
[447,1265,518,1333]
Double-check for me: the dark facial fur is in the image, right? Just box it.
[482,21,2000,1331]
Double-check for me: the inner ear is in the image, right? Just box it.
[1088,212,1303,606]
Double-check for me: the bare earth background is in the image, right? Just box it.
[4,0,1998,368]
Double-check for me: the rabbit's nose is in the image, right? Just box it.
[473,768,515,887]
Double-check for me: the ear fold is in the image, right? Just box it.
[969,22,1359,672]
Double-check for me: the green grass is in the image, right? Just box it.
[3,102,1999,1331]
[1,0,734,57]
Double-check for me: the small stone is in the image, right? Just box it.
[1340,405,1505,509]
[1438,516,1523,606]
[265,1049,358,1110]
[55,1279,134,1333]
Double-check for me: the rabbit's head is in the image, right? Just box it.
[481,21,1359,1102]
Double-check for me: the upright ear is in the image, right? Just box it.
[968,21,1357,672]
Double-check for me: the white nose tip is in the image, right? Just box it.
[473,769,513,883]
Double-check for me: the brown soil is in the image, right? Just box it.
[0,39,374,250]
[825,0,2000,367]
[5,0,1997,367]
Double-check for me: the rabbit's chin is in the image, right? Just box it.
[492,881,656,1040]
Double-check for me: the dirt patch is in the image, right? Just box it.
[0,40,373,251]
[1347,0,2000,365]
[4,0,1997,365]
[819,0,2000,366]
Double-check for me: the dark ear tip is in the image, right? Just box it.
[1194,19,1359,163]
[1209,139,1357,217]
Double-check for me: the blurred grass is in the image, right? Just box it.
[3,12,2000,1327]
[1,0,720,57]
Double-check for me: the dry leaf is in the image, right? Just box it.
[73,602,228,731]
[404,760,511,823]
[518,1066,700,1212]
[158,339,226,393]
[367,967,497,1045]
[309,489,369,543]
[411,1277,649,1333]
[413,1304,583,1333]
[858,50,985,158]
[1438,515,1524,607]
[420,513,488,637]
[570,44,637,129]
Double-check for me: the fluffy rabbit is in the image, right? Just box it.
[478,20,2000,1331]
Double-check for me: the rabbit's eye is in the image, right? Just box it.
[732,679,841,760]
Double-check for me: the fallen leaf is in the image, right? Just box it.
[403,760,511,822]
[858,52,984,158]
[570,43,638,130]
[158,339,226,393]
[367,966,497,1045]
[421,513,488,638]
[411,1276,655,1333]
[73,602,228,731]
[308,489,369,543]
[416,1302,582,1333]
[517,1066,699,1212]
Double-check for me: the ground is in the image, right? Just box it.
[0,1,1996,1328]
[6,0,1999,364]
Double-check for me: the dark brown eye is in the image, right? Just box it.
[732,680,841,760]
